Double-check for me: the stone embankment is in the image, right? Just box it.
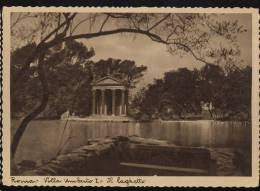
[21,136,246,176]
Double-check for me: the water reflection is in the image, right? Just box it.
[12,120,251,163]
[90,120,251,148]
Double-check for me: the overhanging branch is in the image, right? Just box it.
[16,27,213,85]
[99,15,110,32]
[147,14,170,31]
[60,28,211,65]
[11,54,49,159]
[40,13,77,44]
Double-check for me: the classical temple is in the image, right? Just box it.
[91,75,129,117]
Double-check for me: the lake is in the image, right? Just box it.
[11,120,251,164]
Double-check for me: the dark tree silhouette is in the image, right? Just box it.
[132,65,251,121]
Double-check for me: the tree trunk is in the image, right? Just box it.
[208,109,214,119]
[11,54,49,163]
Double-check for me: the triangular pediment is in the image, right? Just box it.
[93,76,124,86]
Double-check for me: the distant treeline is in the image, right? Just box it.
[129,64,251,121]
[12,41,251,121]
[11,41,147,119]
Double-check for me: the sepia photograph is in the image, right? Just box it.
[2,7,259,187]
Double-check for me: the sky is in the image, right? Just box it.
[80,35,204,90]
[74,13,252,91]
[11,13,252,92]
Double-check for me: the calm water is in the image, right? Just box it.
[11,120,251,164]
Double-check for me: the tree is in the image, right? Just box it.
[11,43,147,120]
[214,66,251,120]
[199,64,225,117]
[11,12,247,161]
[198,63,251,120]
[132,65,251,121]
[44,40,95,117]
[138,79,165,119]
[163,68,202,117]
[93,58,147,87]
[11,40,95,119]
[11,43,39,118]
[132,68,201,120]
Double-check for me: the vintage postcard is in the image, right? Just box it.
[2,7,259,187]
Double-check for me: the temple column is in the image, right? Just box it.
[104,90,107,115]
[112,89,116,116]
[120,89,125,116]
[101,89,105,115]
[124,90,127,115]
[92,89,96,115]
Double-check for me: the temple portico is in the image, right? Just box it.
[91,76,128,117]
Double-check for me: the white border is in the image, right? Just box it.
[2,7,259,187]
